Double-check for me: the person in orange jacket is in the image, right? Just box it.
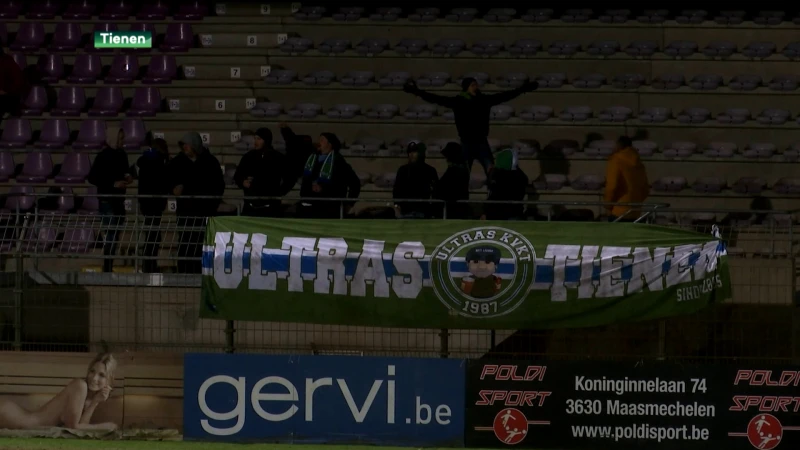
[604,136,650,221]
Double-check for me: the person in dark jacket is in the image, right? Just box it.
[234,127,289,217]
[403,78,538,175]
[433,142,471,219]
[0,47,26,122]
[136,138,170,273]
[297,132,361,219]
[169,132,225,273]
[87,126,132,273]
[278,122,315,192]
[482,149,529,221]
[393,141,438,218]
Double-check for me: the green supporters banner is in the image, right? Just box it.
[200,219,730,329]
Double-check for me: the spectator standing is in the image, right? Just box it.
[297,132,361,218]
[0,47,26,122]
[433,142,471,219]
[169,132,225,273]
[393,142,438,218]
[234,128,288,217]
[403,78,538,175]
[87,126,132,273]
[604,136,650,221]
[482,149,529,221]
[279,123,315,190]
[136,138,170,273]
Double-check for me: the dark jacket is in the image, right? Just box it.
[485,168,529,220]
[393,158,438,216]
[87,146,130,210]
[280,126,315,192]
[233,147,289,211]
[136,149,169,216]
[433,163,470,219]
[299,152,361,217]
[407,84,537,141]
[168,152,225,217]
[0,52,26,116]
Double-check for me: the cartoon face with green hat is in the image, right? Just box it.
[461,245,502,299]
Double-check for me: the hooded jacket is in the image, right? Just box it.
[0,49,26,116]
[280,126,315,191]
[168,150,225,217]
[299,142,361,217]
[137,148,170,216]
[405,79,538,141]
[604,146,650,217]
[393,143,439,215]
[485,150,529,220]
[433,142,470,219]
[87,126,130,210]
[234,128,289,210]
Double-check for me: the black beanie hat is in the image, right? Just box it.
[320,132,341,152]
[255,127,272,146]
[461,77,477,91]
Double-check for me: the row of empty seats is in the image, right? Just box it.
[0,1,208,20]
[2,22,195,52]
[14,53,177,84]
[1,118,146,149]
[290,7,800,25]
[21,86,163,116]
[278,38,800,60]
[250,102,800,126]
[267,70,800,92]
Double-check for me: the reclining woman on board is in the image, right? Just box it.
[0,353,118,431]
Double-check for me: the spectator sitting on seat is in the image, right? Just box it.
[393,141,438,219]
[604,136,650,222]
[403,77,538,176]
[169,132,225,273]
[297,132,361,219]
[87,125,132,273]
[278,123,315,191]
[482,148,529,221]
[234,128,289,217]
[433,142,470,219]
[137,138,170,273]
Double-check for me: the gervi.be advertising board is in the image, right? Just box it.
[183,354,464,446]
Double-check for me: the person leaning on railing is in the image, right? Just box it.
[87,125,132,273]
[604,136,650,222]
[136,138,170,273]
[233,127,291,217]
[295,132,361,219]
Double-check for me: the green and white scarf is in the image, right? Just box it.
[304,153,335,183]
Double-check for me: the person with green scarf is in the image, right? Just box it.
[297,132,361,218]
[482,148,529,221]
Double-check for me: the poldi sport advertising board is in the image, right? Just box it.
[183,354,464,446]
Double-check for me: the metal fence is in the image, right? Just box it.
[0,193,797,364]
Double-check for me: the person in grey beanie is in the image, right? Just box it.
[403,77,538,175]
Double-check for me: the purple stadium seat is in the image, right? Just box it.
[37,54,65,82]
[127,87,162,116]
[3,186,36,212]
[143,55,176,84]
[126,23,155,53]
[22,224,58,252]
[42,187,75,214]
[0,152,14,182]
[22,86,48,116]
[55,151,91,183]
[61,226,95,252]
[100,0,133,19]
[78,186,99,214]
[50,22,82,51]
[105,54,140,84]
[63,0,96,19]
[35,119,70,149]
[0,1,22,18]
[0,119,32,148]
[137,1,169,20]
[175,1,207,20]
[121,119,146,149]
[11,22,46,51]
[160,23,194,51]
[88,87,123,116]
[72,119,106,150]
[17,151,53,183]
[51,86,86,116]
[26,0,61,19]
[86,23,118,52]
[67,54,102,83]
[11,53,27,70]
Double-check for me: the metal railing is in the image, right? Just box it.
[0,193,796,364]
